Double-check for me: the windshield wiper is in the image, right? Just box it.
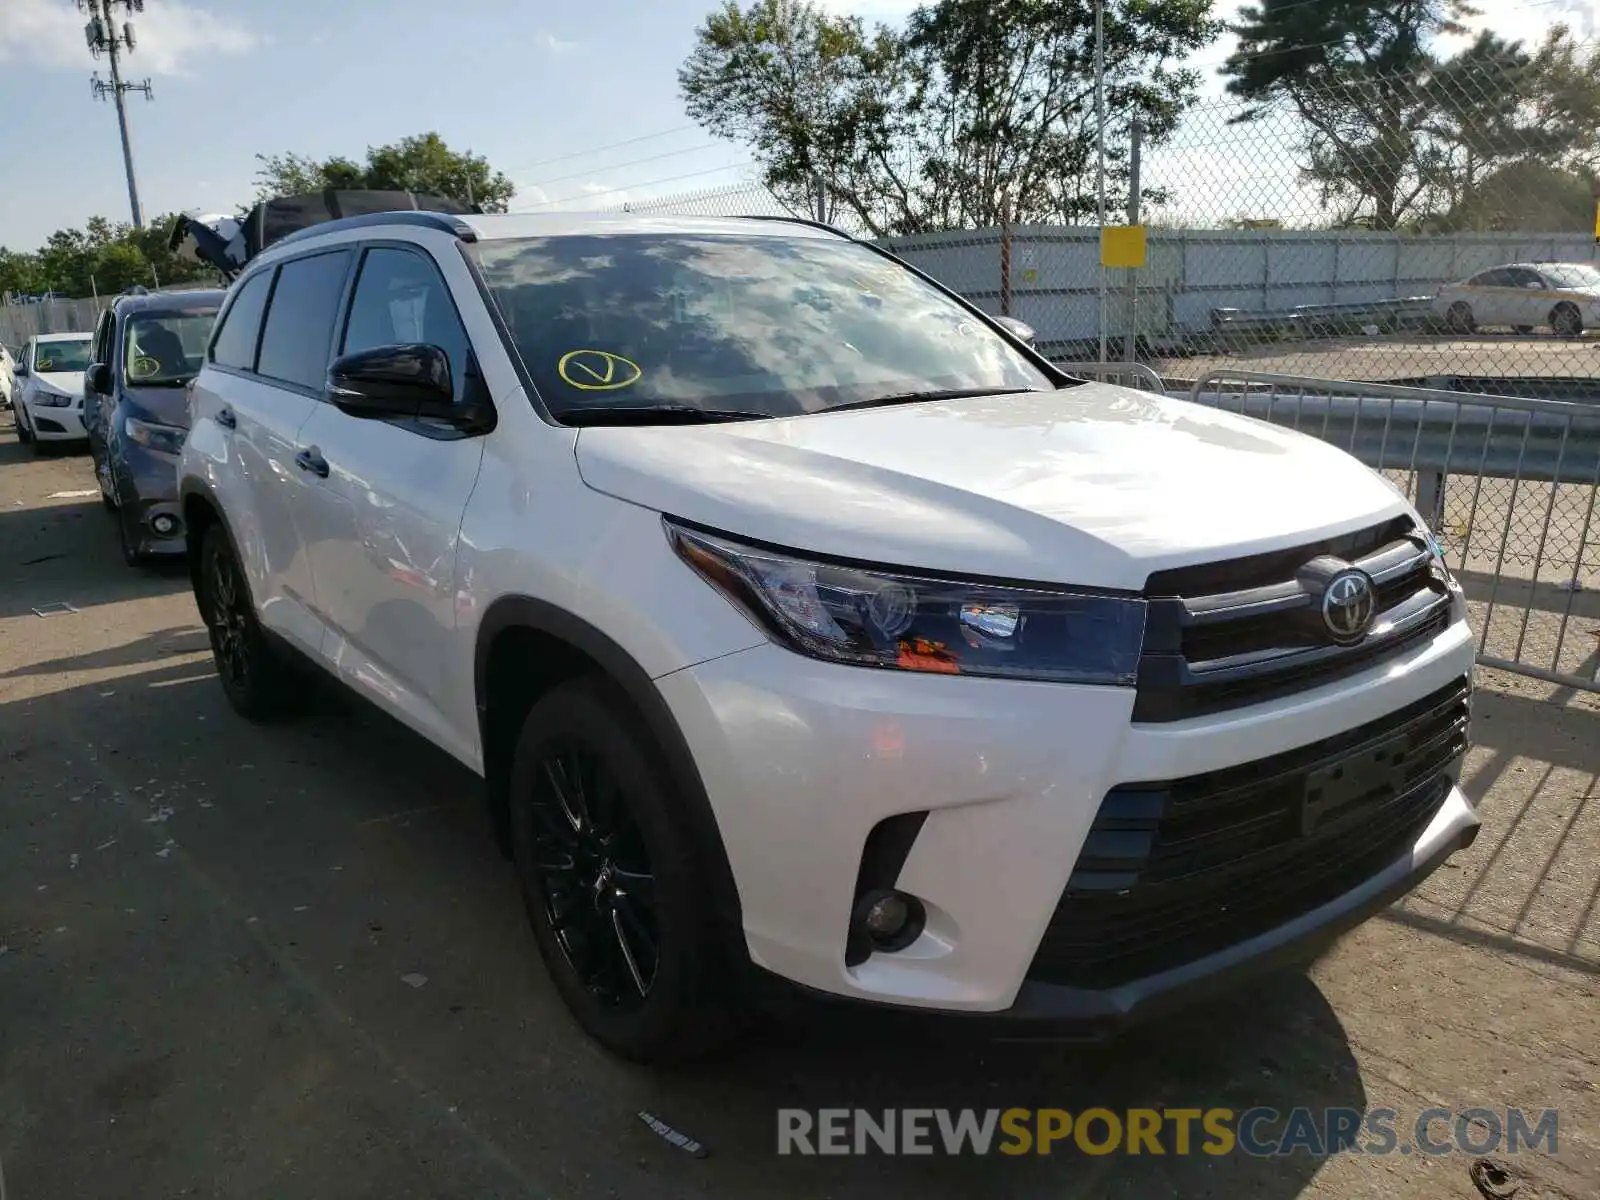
[561,404,773,427]
[824,385,1045,414]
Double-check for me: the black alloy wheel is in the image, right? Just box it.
[508,679,737,1063]
[197,523,302,721]
[205,528,252,692]
[526,742,659,1007]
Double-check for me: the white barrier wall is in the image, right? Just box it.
[880,228,1600,345]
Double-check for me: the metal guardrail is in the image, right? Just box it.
[1186,370,1600,692]
[1061,361,1168,393]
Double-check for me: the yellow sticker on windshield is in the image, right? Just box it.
[557,349,642,391]
[35,358,52,371]
[129,356,160,380]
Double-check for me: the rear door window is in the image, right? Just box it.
[256,250,355,391]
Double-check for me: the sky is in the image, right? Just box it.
[0,0,1594,251]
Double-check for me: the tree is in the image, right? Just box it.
[0,214,217,300]
[1227,5,1600,231]
[679,0,1222,236]
[252,132,514,211]
[1224,0,1478,230]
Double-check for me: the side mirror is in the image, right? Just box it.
[86,362,111,395]
[995,315,1036,346]
[1526,281,1546,290]
[327,344,455,420]
[13,360,27,377]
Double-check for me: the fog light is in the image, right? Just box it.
[851,888,925,953]
[150,513,179,536]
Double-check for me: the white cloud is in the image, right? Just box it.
[0,0,258,76]
[535,30,576,54]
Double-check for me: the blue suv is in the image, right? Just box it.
[84,287,225,565]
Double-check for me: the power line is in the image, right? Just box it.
[510,160,755,212]
[502,125,698,175]
[525,142,725,191]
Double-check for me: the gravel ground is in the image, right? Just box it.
[0,423,1596,1200]
[1157,334,1600,389]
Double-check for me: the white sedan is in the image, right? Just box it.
[1433,261,1600,336]
[13,332,94,450]
[0,343,14,409]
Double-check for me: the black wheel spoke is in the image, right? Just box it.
[543,756,589,833]
[612,866,654,905]
[610,907,650,996]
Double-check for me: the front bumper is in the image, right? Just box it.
[113,442,186,557]
[28,402,86,439]
[656,615,1478,1017]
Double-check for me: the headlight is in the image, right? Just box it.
[33,389,71,407]
[666,520,1146,684]
[124,416,186,455]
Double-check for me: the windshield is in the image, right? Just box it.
[32,339,91,373]
[469,233,1054,421]
[124,311,217,386]
[1539,263,1600,290]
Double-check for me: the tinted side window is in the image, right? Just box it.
[92,310,115,365]
[257,250,354,391]
[341,247,472,402]
[210,270,274,370]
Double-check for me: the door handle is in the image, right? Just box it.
[215,407,237,430]
[294,446,330,478]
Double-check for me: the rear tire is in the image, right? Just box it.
[196,522,305,722]
[1551,303,1583,338]
[507,677,740,1064]
[1446,302,1476,335]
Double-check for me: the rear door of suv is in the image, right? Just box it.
[190,247,355,658]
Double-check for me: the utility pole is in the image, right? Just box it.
[1094,0,1107,363]
[81,0,152,230]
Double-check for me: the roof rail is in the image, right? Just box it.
[271,210,478,252]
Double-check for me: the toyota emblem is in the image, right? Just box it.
[1322,569,1377,644]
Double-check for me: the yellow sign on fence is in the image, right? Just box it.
[1101,225,1148,269]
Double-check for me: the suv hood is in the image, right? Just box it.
[574,384,1413,592]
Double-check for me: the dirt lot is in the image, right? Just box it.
[1,425,1597,1200]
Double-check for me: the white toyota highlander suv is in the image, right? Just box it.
[178,210,1478,1063]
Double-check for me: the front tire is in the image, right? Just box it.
[14,408,33,444]
[196,523,304,721]
[507,678,739,1064]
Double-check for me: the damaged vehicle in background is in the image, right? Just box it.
[84,286,226,565]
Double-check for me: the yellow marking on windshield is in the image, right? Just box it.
[557,349,643,391]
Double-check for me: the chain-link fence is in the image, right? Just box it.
[610,47,1600,401]
[0,297,104,351]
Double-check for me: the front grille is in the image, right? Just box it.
[1135,517,1455,722]
[1027,678,1471,990]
